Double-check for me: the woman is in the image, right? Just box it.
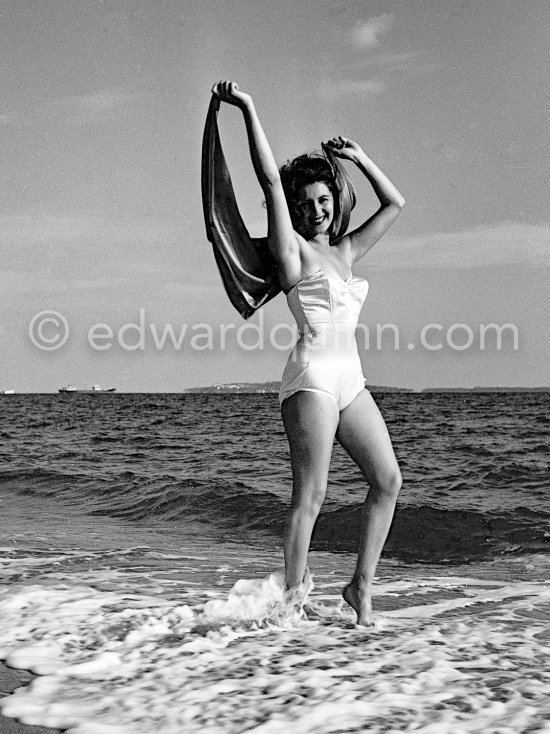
[212,81,405,626]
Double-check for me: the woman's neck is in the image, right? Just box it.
[308,233,331,249]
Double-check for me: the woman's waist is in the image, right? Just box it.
[295,321,361,336]
[294,326,360,350]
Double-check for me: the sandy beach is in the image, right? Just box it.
[0,663,60,734]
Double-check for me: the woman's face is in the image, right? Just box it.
[294,182,334,237]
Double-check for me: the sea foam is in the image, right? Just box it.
[1,562,550,733]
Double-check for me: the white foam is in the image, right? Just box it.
[1,565,550,733]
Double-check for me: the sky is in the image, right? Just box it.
[0,0,548,392]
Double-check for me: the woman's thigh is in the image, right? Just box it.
[336,390,400,486]
[281,391,340,491]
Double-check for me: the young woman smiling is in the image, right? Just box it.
[211,80,405,625]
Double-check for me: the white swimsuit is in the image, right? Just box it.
[279,268,369,411]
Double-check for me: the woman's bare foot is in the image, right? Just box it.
[343,580,375,626]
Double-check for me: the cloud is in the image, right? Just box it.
[355,50,437,76]
[0,209,191,289]
[358,51,421,67]
[0,268,127,294]
[0,86,135,128]
[320,78,385,101]
[366,221,550,270]
[162,281,222,298]
[351,14,395,50]
[0,211,180,250]
[42,87,134,126]
[0,112,15,126]
[327,16,431,102]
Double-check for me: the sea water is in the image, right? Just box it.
[0,393,549,733]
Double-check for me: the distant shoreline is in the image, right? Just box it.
[2,385,548,395]
[182,382,550,394]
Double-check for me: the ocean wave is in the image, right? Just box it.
[2,467,549,564]
[312,503,550,562]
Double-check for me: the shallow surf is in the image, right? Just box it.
[1,392,549,732]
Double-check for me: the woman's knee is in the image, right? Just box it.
[372,467,402,500]
[290,483,326,519]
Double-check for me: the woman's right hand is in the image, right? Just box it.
[211,80,252,110]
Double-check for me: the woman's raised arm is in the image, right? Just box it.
[323,136,405,264]
[211,81,298,267]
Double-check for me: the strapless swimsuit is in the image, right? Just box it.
[279,268,369,411]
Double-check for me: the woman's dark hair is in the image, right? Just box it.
[279,153,337,227]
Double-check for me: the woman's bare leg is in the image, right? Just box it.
[281,391,340,590]
[336,390,402,625]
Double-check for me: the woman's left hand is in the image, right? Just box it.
[322,136,364,163]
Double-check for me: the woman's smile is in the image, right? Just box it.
[296,182,334,236]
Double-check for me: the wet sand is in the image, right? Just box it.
[0,663,61,734]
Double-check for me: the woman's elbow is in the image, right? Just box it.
[382,198,405,218]
[383,195,405,212]
[262,171,282,189]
